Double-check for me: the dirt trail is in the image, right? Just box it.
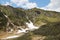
[0,32,24,40]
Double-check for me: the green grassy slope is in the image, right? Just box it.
[0,5,60,40]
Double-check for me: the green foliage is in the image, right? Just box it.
[0,11,7,30]
[32,22,60,40]
[33,22,60,36]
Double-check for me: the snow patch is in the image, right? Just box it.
[26,20,39,30]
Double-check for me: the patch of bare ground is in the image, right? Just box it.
[32,35,46,40]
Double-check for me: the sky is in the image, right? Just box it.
[0,0,60,12]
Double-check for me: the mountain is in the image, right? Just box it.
[0,5,60,40]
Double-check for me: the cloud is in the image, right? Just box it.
[21,3,37,9]
[10,0,37,9]
[41,0,60,12]
[10,0,28,6]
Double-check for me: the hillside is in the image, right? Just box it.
[0,5,60,40]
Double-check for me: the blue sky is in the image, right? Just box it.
[0,0,50,7]
[0,0,60,12]
[0,0,10,4]
[29,0,50,7]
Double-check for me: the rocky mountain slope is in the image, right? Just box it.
[0,5,60,40]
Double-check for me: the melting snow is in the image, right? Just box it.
[16,28,28,34]
[26,20,39,30]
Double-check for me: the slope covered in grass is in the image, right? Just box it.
[0,5,60,40]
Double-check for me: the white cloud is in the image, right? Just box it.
[10,0,37,9]
[21,3,37,9]
[10,0,29,6]
[41,0,60,12]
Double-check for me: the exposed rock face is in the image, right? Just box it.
[35,11,41,14]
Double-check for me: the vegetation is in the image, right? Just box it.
[0,5,60,40]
